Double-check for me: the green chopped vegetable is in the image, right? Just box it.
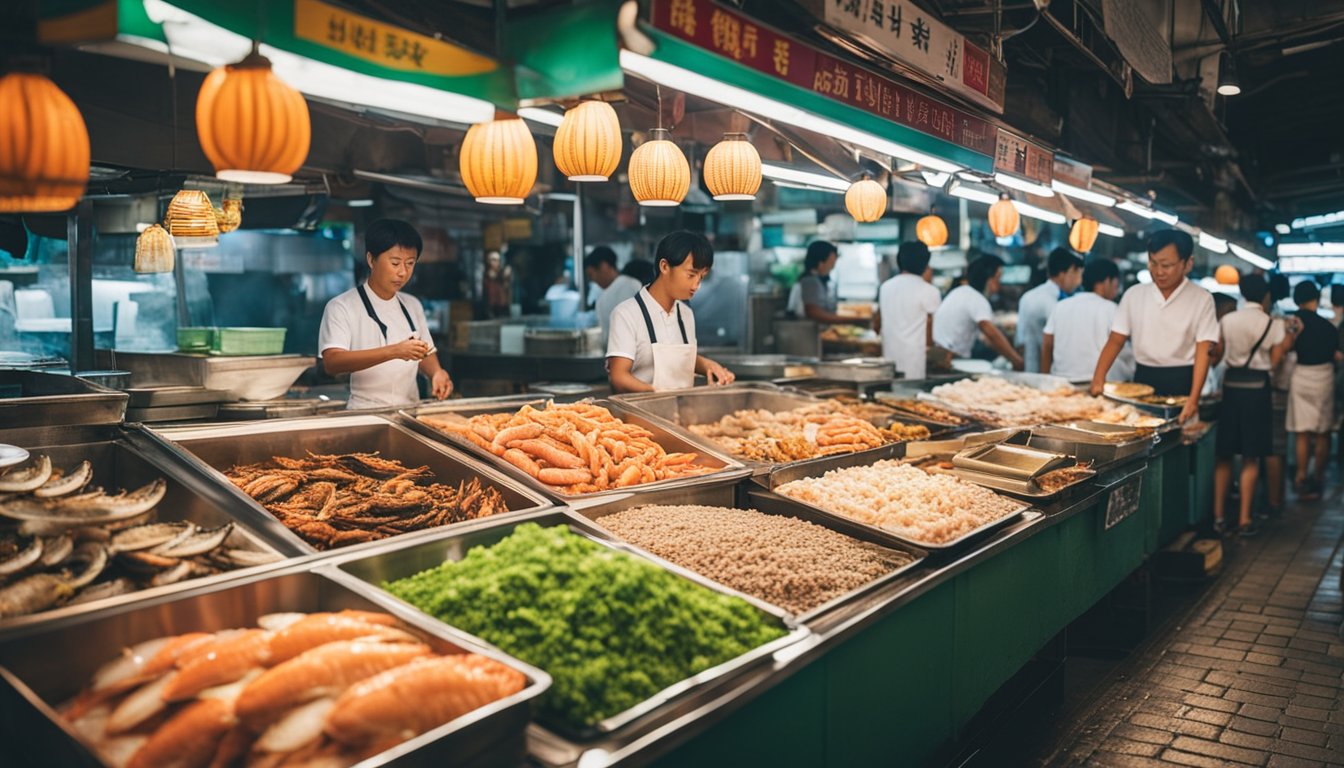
[382,523,787,730]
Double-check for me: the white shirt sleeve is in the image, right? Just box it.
[1111,290,1135,337]
[318,298,353,353]
[1268,317,1286,348]
[922,284,941,315]
[1194,294,1221,344]
[606,302,640,361]
[969,290,993,325]
[1043,305,1057,335]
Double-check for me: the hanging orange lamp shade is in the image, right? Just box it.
[196,50,310,184]
[704,132,761,201]
[134,224,175,274]
[988,194,1020,237]
[0,72,90,212]
[460,118,538,204]
[1069,217,1100,253]
[165,189,220,248]
[916,213,948,247]
[1214,264,1240,285]
[845,178,886,223]
[628,128,689,207]
[553,100,622,182]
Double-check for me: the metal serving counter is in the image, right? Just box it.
[0,370,127,428]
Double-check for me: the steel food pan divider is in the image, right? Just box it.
[323,510,809,742]
[569,483,929,627]
[0,565,549,768]
[141,415,555,557]
[0,429,302,638]
[397,398,751,504]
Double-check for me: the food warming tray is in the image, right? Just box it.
[952,443,1072,480]
[0,566,549,768]
[0,426,290,636]
[943,463,1097,501]
[571,483,928,626]
[812,357,895,383]
[399,399,750,505]
[1027,422,1156,467]
[142,414,554,555]
[327,510,808,740]
[0,370,128,428]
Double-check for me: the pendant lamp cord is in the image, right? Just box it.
[656,85,663,131]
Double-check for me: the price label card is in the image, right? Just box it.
[1105,475,1143,530]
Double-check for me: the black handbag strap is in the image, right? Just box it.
[1237,317,1274,370]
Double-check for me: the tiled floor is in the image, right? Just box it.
[1041,486,1344,767]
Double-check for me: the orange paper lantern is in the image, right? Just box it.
[1214,264,1241,285]
[845,178,887,223]
[988,195,1020,237]
[628,128,690,207]
[1069,217,1100,253]
[0,72,90,212]
[704,132,761,201]
[460,118,538,204]
[916,214,948,247]
[553,101,622,182]
[196,51,311,184]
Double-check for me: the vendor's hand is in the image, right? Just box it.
[431,369,454,399]
[1089,379,1105,397]
[388,338,432,361]
[705,361,735,386]
[1178,399,1199,425]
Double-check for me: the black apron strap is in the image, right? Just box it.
[356,284,417,342]
[675,303,689,344]
[633,292,659,344]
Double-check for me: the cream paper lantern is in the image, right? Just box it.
[703,132,761,201]
[628,128,690,207]
[845,178,887,223]
[553,101,622,182]
[460,118,538,204]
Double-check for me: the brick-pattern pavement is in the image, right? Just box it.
[1047,492,1344,767]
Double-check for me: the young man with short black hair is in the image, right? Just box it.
[583,245,642,347]
[933,254,1025,370]
[876,241,941,380]
[1041,258,1133,382]
[1017,247,1084,374]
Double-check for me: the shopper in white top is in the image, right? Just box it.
[1090,229,1219,423]
[583,246,643,347]
[1041,258,1134,382]
[607,231,735,393]
[876,241,940,380]
[319,219,453,410]
[1016,248,1084,374]
[932,254,1025,370]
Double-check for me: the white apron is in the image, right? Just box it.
[635,293,697,391]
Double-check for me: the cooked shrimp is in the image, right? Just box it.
[267,613,418,664]
[163,629,273,701]
[125,698,236,768]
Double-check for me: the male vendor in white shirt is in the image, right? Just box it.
[319,219,453,409]
[1016,248,1083,373]
[1089,229,1219,423]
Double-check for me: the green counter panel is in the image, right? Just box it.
[825,581,957,765]
[1188,427,1217,528]
[1141,458,1166,555]
[1159,444,1194,546]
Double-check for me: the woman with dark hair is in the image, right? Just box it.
[606,231,736,393]
[787,240,864,325]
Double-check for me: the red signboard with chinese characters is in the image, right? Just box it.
[652,0,997,159]
[993,129,1054,184]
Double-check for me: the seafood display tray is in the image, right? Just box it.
[0,370,128,429]
[328,510,809,741]
[946,465,1096,502]
[1027,424,1155,467]
[0,566,548,768]
[398,399,751,505]
[748,485,1031,554]
[571,484,928,627]
[953,443,1072,480]
[144,415,555,555]
[0,429,291,636]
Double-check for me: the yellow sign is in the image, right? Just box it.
[293,0,496,77]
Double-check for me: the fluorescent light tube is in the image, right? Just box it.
[1015,201,1067,225]
[1277,241,1344,257]
[518,107,565,127]
[1198,232,1229,254]
[1229,243,1274,269]
[920,171,951,187]
[1290,209,1344,229]
[994,172,1054,197]
[1097,223,1124,238]
[1116,200,1178,226]
[947,180,1000,205]
[620,49,961,174]
[1051,179,1116,207]
[1274,224,1291,235]
[769,180,845,195]
[1279,256,1344,272]
[760,164,850,192]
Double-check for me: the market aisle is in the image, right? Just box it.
[1043,487,1344,768]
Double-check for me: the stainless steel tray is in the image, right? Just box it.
[812,357,895,383]
[144,414,554,555]
[710,355,817,381]
[946,464,1097,502]
[125,403,220,423]
[0,565,548,768]
[98,350,315,402]
[1103,392,1185,420]
[872,391,977,428]
[0,370,128,428]
[124,386,229,408]
[399,398,751,504]
[1028,423,1155,467]
[953,442,1072,480]
[0,428,292,637]
[570,483,927,626]
[327,510,808,740]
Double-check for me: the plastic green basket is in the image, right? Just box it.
[176,327,215,352]
[212,327,287,356]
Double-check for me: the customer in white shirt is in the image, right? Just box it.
[933,254,1024,370]
[319,219,452,410]
[876,241,940,380]
[1041,258,1133,382]
[1090,229,1219,423]
[1016,248,1084,374]
[583,246,643,347]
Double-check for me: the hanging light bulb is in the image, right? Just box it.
[1069,217,1100,253]
[987,194,1020,237]
[0,71,90,212]
[195,46,311,184]
[628,128,690,206]
[134,224,175,274]
[459,118,538,204]
[553,100,622,182]
[165,189,220,248]
[916,208,949,247]
[845,177,886,222]
[703,132,761,201]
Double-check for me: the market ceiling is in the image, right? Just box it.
[729,0,1344,238]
